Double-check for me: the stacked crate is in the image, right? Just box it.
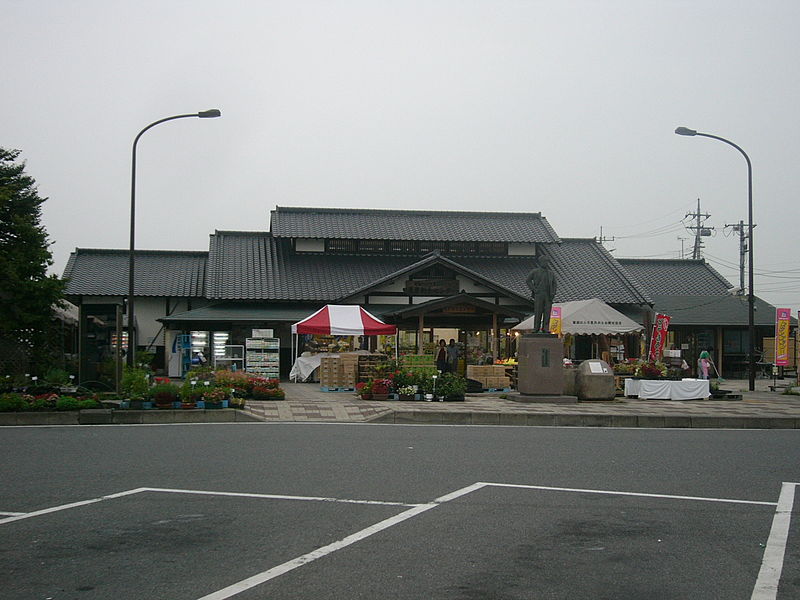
[319,354,360,389]
[319,356,342,389]
[339,353,360,388]
[466,364,512,390]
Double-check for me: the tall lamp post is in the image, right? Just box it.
[128,109,221,367]
[674,126,755,391]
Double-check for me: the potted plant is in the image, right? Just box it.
[356,380,373,400]
[203,386,228,409]
[228,389,246,409]
[371,378,392,400]
[179,380,203,408]
[151,382,179,409]
[121,367,151,409]
[397,385,417,401]
[435,373,467,402]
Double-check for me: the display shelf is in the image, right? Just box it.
[246,337,280,378]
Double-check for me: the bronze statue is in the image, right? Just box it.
[525,255,557,333]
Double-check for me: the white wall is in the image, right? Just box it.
[508,243,536,256]
[295,238,325,252]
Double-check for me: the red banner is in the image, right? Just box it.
[648,313,671,361]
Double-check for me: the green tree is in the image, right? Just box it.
[0,148,65,369]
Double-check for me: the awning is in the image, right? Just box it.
[159,303,316,324]
[513,298,643,335]
[292,305,397,335]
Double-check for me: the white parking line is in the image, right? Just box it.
[0,511,25,516]
[142,487,421,507]
[480,482,779,506]
[751,482,797,600]
[196,483,487,600]
[0,488,149,525]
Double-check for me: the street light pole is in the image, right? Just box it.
[674,126,755,391]
[127,109,221,367]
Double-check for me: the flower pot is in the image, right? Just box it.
[372,393,389,401]
[399,394,414,401]
[205,401,224,409]
[180,402,196,409]
[359,393,372,400]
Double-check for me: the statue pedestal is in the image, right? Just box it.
[517,333,564,397]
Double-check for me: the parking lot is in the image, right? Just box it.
[1,423,798,599]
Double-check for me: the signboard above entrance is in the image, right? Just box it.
[442,304,477,314]
[404,278,459,296]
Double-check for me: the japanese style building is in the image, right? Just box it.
[63,206,780,386]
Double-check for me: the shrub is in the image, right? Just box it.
[179,381,205,403]
[44,368,72,386]
[121,367,150,400]
[435,373,467,398]
[0,393,28,412]
[150,382,179,403]
[54,396,76,411]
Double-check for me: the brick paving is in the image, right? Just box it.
[243,379,800,428]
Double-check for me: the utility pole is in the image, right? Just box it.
[725,219,754,295]
[684,198,714,259]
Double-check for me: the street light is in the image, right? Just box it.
[127,109,221,367]
[674,126,755,391]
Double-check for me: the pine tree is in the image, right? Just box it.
[0,148,65,365]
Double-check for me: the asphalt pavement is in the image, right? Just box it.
[1,423,798,599]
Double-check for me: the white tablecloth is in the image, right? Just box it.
[625,379,709,400]
[289,355,324,381]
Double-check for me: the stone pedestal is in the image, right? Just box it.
[517,333,564,396]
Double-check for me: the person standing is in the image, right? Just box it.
[697,350,713,379]
[446,339,459,374]
[436,339,448,372]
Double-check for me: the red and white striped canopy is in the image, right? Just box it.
[291,305,397,336]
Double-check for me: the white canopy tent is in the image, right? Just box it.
[512,298,643,335]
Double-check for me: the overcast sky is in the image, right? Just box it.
[3,0,799,316]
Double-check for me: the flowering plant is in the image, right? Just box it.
[203,387,228,402]
[252,385,285,400]
[356,381,373,393]
[371,378,392,394]
[398,385,417,396]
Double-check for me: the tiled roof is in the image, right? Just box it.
[269,206,561,243]
[206,231,416,300]
[207,231,650,307]
[522,239,652,305]
[63,249,207,297]
[650,294,779,326]
[617,258,732,296]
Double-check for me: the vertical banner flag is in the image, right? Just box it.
[775,308,791,367]
[549,306,562,335]
[648,313,671,361]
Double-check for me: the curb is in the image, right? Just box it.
[0,409,261,426]
[371,410,800,428]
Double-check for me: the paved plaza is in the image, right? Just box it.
[242,379,800,427]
